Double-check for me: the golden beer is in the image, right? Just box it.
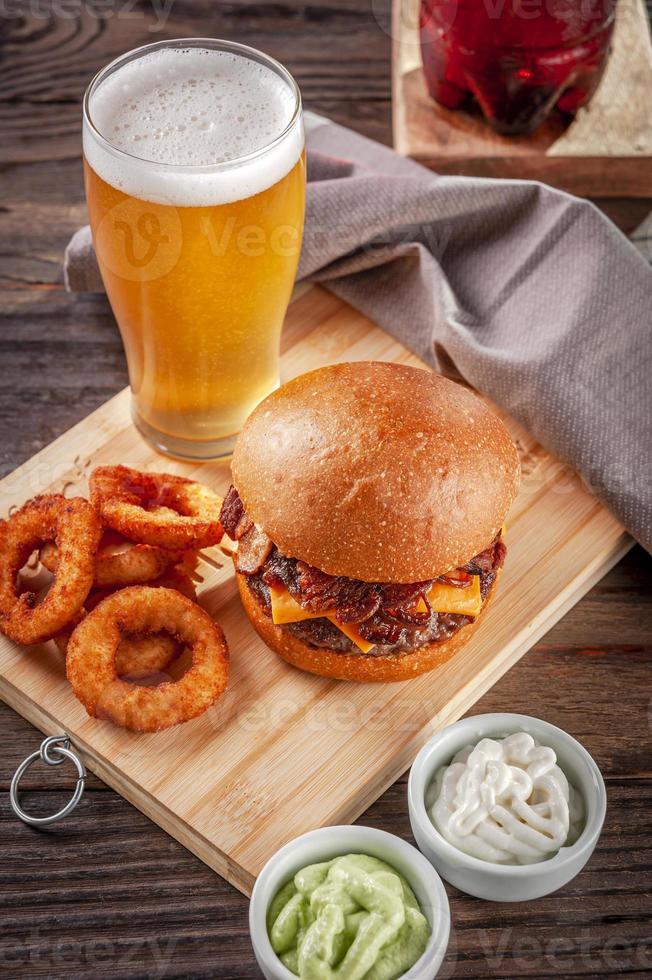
[83,40,305,458]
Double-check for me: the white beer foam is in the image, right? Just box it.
[84,47,303,207]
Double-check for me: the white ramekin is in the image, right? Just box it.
[408,713,607,902]
[249,825,451,979]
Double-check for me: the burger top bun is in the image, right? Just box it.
[232,362,521,583]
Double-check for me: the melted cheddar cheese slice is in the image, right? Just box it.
[268,584,374,653]
[268,584,323,625]
[427,575,482,617]
[327,620,375,654]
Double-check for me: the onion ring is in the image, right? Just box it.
[40,530,180,589]
[89,466,223,550]
[54,563,198,677]
[84,563,198,612]
[55,626,178,680]
[146,564,198,601]
[0,495,102,645]
[66,586,229,731]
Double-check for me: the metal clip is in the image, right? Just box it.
[10,734,86,827]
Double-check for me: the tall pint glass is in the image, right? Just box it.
[83,39,306,459]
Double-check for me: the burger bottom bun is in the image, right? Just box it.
[236,572,499,683]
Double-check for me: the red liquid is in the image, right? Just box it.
[420,0,617,134]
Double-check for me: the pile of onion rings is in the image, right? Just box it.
[0,466,229,731]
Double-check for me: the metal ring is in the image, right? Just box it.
[10,734,86,827]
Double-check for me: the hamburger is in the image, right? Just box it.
[220,361,520,682]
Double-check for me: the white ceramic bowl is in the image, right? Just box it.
[408,713,606,902]
[249,825,451,979]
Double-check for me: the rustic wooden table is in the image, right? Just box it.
[1,3,651,977]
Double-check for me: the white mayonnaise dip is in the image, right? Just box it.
[428,732,584,865]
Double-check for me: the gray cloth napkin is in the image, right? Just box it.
[65,113,652,555]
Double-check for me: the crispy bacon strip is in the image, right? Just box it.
[438,570,473,588]
[235,525,273,575]
[464,537,506,575]
[220,486,253,541]
[295,562,382,623]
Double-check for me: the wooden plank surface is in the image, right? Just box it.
[1,1,651,977]
[392,0,652,195]
[0,283,633,898]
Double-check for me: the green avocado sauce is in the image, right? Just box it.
[267,854,431,980]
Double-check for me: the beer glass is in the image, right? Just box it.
[83,39,305,459]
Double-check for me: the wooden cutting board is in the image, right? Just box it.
[392,0,652,195]
[0,285,632,896]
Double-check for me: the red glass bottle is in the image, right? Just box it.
[420,0,617,135]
